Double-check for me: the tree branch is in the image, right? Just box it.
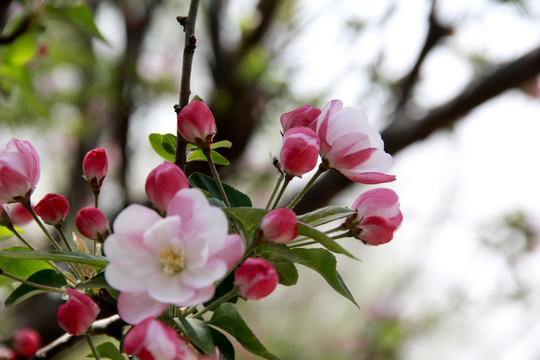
[294,44,540,213]
[174,0,200,170]
[33,315,124,359]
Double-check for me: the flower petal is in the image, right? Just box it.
[118,292,169,325]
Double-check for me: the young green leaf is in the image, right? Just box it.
[208,303,280,360]
[176,317,215,355]
[258,244,299,286]
[297,222,357,259]
[186,148,230,165]
[222,207,267,236]
[0,249,108,269]
[292,248,358,308]
[5,269,67,307]
[75,271,111,290]
[189,173,252,207]
[0,247,54,287]
[0,226,14,241]
[86,342,126,360]
[296,206,355,227]
[46,4,107,42]
[149,133,177,162]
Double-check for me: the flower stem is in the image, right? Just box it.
[0,269,65,292]
[271,176,291,210]
[287,164,327,210]
[55,226,85,281]
[19,200,61,250]
[84,335,101,360]
[203,147,231,207]
[265,174,284,210]
[193,288,238,319]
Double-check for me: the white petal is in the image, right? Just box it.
[112,204,162,236]
[181,258,227,287]
[147,274,195,304]
[143,216,182,252]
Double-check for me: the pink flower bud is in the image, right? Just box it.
[82,148,108,188]
[345,188,403,246]
[145,162,190,213]
[0,346,17,360]
[57,288,100,335]
[280,127,320,177]
[8,203,33,226]
[234,258,279,300]
[35,193,69,226]
[123,318,189,360]
[260,208,298,244]
[280,104,321,133]
[75,207,109,242]
[177,100,217,146]
[12,328,41,358]
[0,138,40,204]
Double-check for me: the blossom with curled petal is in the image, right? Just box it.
[104,188,245,324]
[314,100,395,184]
[280,104,321,133]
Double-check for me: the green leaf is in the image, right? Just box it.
[0,247,54,287]
[186,148,230,165]
[0,250,108,269]
[257,244,298,286]
[297,206,355,227]
[297,222,357,259]
[176,318,215,355]
[211,140,232,150]
[149,133,177,162]
[2,30,39,66]
[0,227,14,241]
[222,207,267,236]
[209,327,235,360]
[208,303,280,360]
[75,271,111,290]
[47,4,107,42]
[5,269,66,307]
[292,248,358,308]
[189,173,252,207]
[87,342,126,360]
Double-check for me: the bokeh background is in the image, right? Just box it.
[1,0,540,359]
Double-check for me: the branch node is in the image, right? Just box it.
[176,16,188,27]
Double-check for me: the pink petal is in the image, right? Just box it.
[118,292,169,325]
[112,204,162,237]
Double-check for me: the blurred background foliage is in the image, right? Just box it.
[1,0,540,358]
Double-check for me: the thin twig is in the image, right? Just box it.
[175,0,201,170]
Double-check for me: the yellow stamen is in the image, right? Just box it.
[158,246,186,275]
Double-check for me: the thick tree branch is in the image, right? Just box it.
[174,0,200,170]
[294,45,540,213]
[395,0,452,109]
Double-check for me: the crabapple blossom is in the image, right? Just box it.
[12,328,41,358]
[104,188,245,324]
[123,318,201,360]
[280,104,321,133]
[75,207,109,242]
[57,289,100,335]
[82,148,108,189]
[177,100,217,146]
[34,193,69,226]
[0,138,40,204]
[314,100,395,184]
[280,127,320,177]
[344,188,403,245]
[145,162,190,213]
[234,258,279,300]
[260,208,298,244]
